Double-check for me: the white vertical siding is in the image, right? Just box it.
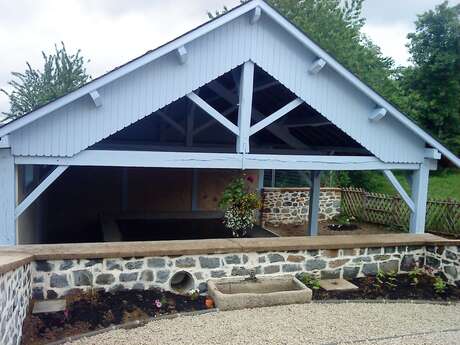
[9,14,425,163]
[0,149,15,245]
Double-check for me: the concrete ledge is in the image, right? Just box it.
[0,253,34,274]
[0,234,458,274]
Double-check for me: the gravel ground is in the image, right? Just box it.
[66,303,460,345]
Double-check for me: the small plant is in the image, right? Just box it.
[219,176,261,237]
[433,277,447,295]
[296,272,321,290]
[385,271,398,290]
[408,268,422,286]
[374,270,398,290]
[188,289,200,301]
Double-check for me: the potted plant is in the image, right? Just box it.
[219,176,262,238]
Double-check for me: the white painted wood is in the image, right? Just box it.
[15,150,420,171]
[0,0,260,139]
[257,0,460,167]
[193,105,238,136]
[369,107,387,122]
[308,58,326,74]
[15,166,68,219]
[249,98,303,135]
[208,81,308,150]
[177,46,188,65]
[409,159,430,234]
[1,0,457,167]
[0,149,15,244]
[187,92,239,135]
[308,171,321,236]
[383,170,415,212]
[0,135,10,148]
[250,6,262,25]
[157,111,186,135]
[237,61,255,153]
[424,148,441,160]
[89,90,102,107]
[258,169,264,191]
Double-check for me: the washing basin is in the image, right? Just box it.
[207,275,312,311]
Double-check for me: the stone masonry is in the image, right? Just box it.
[262,187,341,226]
[0,263,32,345]
[31,245,459,300]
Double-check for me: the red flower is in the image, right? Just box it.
[246,176,254,183]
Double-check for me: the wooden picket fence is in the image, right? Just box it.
[341,188,460,236]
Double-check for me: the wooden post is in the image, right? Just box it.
[237,61,255,153]
[0,149,16,245]
[409,159,430,234]
[191,169,199,211]
[308,171,321,236]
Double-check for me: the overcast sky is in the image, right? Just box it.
[1,0,459,116]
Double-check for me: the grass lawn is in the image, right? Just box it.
[371,169,460,201]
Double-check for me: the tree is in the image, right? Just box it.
[1,42,91,119]
[399,2,460,156]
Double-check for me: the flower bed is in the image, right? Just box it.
[21,289,210,345]
[297,272,460,301]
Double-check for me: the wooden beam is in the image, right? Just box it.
[424,148,441,160]
[409,159,430,234]
[176,46,188,65]
[191,169,199,211]
[186,104,196,146]
[308,58,326,74]
[89,90,102,107]
[250,98,303,136]
[15,150,421,171]
[369,107,387,122]
[186,92,239,135]
[193,105,238,136]
[250,6,262,24]
[0,135,10,148]
[157,111,186,135]
[15,166,68,218]
[237,61,255,153]
[382,170,415,212]
[307,171,321,236]
[208,80,308,149]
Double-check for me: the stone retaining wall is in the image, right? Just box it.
[261,188,341,226]
[0,263,32,345]
[31,245,459,300]
[424,245,459,286]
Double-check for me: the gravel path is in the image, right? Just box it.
[66,303,460,345]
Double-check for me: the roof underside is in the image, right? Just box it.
[3,0,457,166]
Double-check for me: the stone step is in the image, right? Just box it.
[33,299,67,314]
[319,279,359,291]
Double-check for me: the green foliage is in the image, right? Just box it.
[408,268,423,286]
[219,177,262,236]
[399,2,460,156]
[296,272,321,290]
[374,270,397,290]
[433,276,447,294]
[332,214,356,226]
[1,42,90,119]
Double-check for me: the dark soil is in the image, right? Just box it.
[21,289,209,345]
[312,274,460,301]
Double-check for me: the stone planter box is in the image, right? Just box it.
[207,274,312,311]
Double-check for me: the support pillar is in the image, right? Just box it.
[0,149,16,245]
[237,61,255,153]
[409,159,430,234]
[307,171,321,236]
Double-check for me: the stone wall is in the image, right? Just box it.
[0,263,32,345]
[31,244,460,300]
[424,245,459,286]
[261,187,341,226]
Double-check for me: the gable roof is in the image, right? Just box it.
[0,0,458,167]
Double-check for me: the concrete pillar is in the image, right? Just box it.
[307,171,321,236]
[409,159,430,234]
